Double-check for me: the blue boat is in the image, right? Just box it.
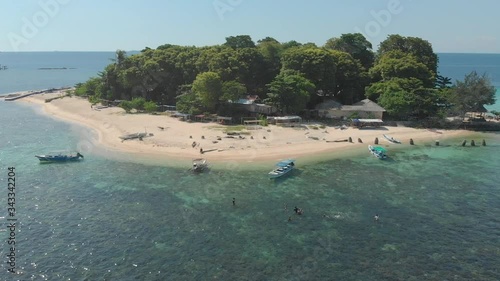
[35,152,84,163]
[268,159,295,178]
[368,145,387,160]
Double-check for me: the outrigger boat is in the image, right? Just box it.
[368,145,387,160]
[383,134,401,144]
[268,159,295,179]
[35,151,84,163]
[191,158,209,172]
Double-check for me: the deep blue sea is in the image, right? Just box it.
[1,52,500,280]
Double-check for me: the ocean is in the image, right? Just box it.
[1,52,500,280]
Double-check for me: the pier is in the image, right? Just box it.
[3,87,72,101]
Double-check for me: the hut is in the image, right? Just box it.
[315,99,386,120]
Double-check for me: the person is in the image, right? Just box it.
[200,148,203,154]
[294,206,299,213]
[232,198,235,206]
[374,214,379,221]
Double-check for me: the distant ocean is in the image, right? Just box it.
[1,52,500,280]
[438,53,500,112]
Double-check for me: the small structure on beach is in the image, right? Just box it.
[351,119,384,128]
[217,116,233,125]
[228,95,278,115]
[267,116,302,126]
[171,112,191,121]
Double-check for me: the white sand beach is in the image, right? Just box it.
[17,91,471,165]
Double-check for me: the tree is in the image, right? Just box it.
[192,72,223,112]
[265,71,314,114]
[367,78,440,119]
[377,35,438,76]
[144,101,158,113]
[130,97,146,110]
[221,80,247,102]
[329,50,369,104]
[281,47,337,106]
[324,33,374,69]
[224,35,256,49]
[257,37,280,44]
[119,100,133,113]
[450,71,496,118]
[369,51,434,87]
[435,74,452,89]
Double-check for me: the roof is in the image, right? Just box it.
[235,95,260,104]
[315,99,342,110]
[268,116,302,120]
[353,119,384,123]
[316,99,386,112]
[236,98,253,104]
[344,99,386,112]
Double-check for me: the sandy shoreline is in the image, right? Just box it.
[13,90,476,166]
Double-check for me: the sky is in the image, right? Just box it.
[1,0,499,53]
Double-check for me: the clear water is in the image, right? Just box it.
[1,52,500,280]
[1,101,500,280]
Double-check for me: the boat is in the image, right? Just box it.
[383,134,401,144]
[191,158,209,172]
[268,159,295,179]
[119,132,147,141]
[35,152,84,163]
[368,145,387,160]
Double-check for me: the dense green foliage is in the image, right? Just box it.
[449,71,496,118]
[75,34,495,120]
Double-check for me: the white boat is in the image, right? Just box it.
[368,145,387,160]
[268,159,295,179]
[383,134,401,144]
[192,158,209,172]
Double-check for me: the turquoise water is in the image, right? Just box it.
[438,53,500,112]
[1,52,500,280]
[1,101,500,280]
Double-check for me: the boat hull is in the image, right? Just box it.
[35,152,84,163]
[368,145,387,160]
[383,134,401,144]
[269,159,295,178]
[268,167,293,178]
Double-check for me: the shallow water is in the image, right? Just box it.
[1,101,500,280]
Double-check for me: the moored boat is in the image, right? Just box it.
[268,159,295,179]
[192,158,209,172]
[368,145,387,160]
[383,134,401,144]
[35,152,84,163]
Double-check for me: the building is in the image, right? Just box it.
[315,99,386,120]
[231,95,277,115]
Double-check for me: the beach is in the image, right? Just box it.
[17,90,472,165]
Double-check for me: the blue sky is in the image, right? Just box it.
[1,0,499,53]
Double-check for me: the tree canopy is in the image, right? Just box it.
[73,33,496,124]
[449,71,496,117]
